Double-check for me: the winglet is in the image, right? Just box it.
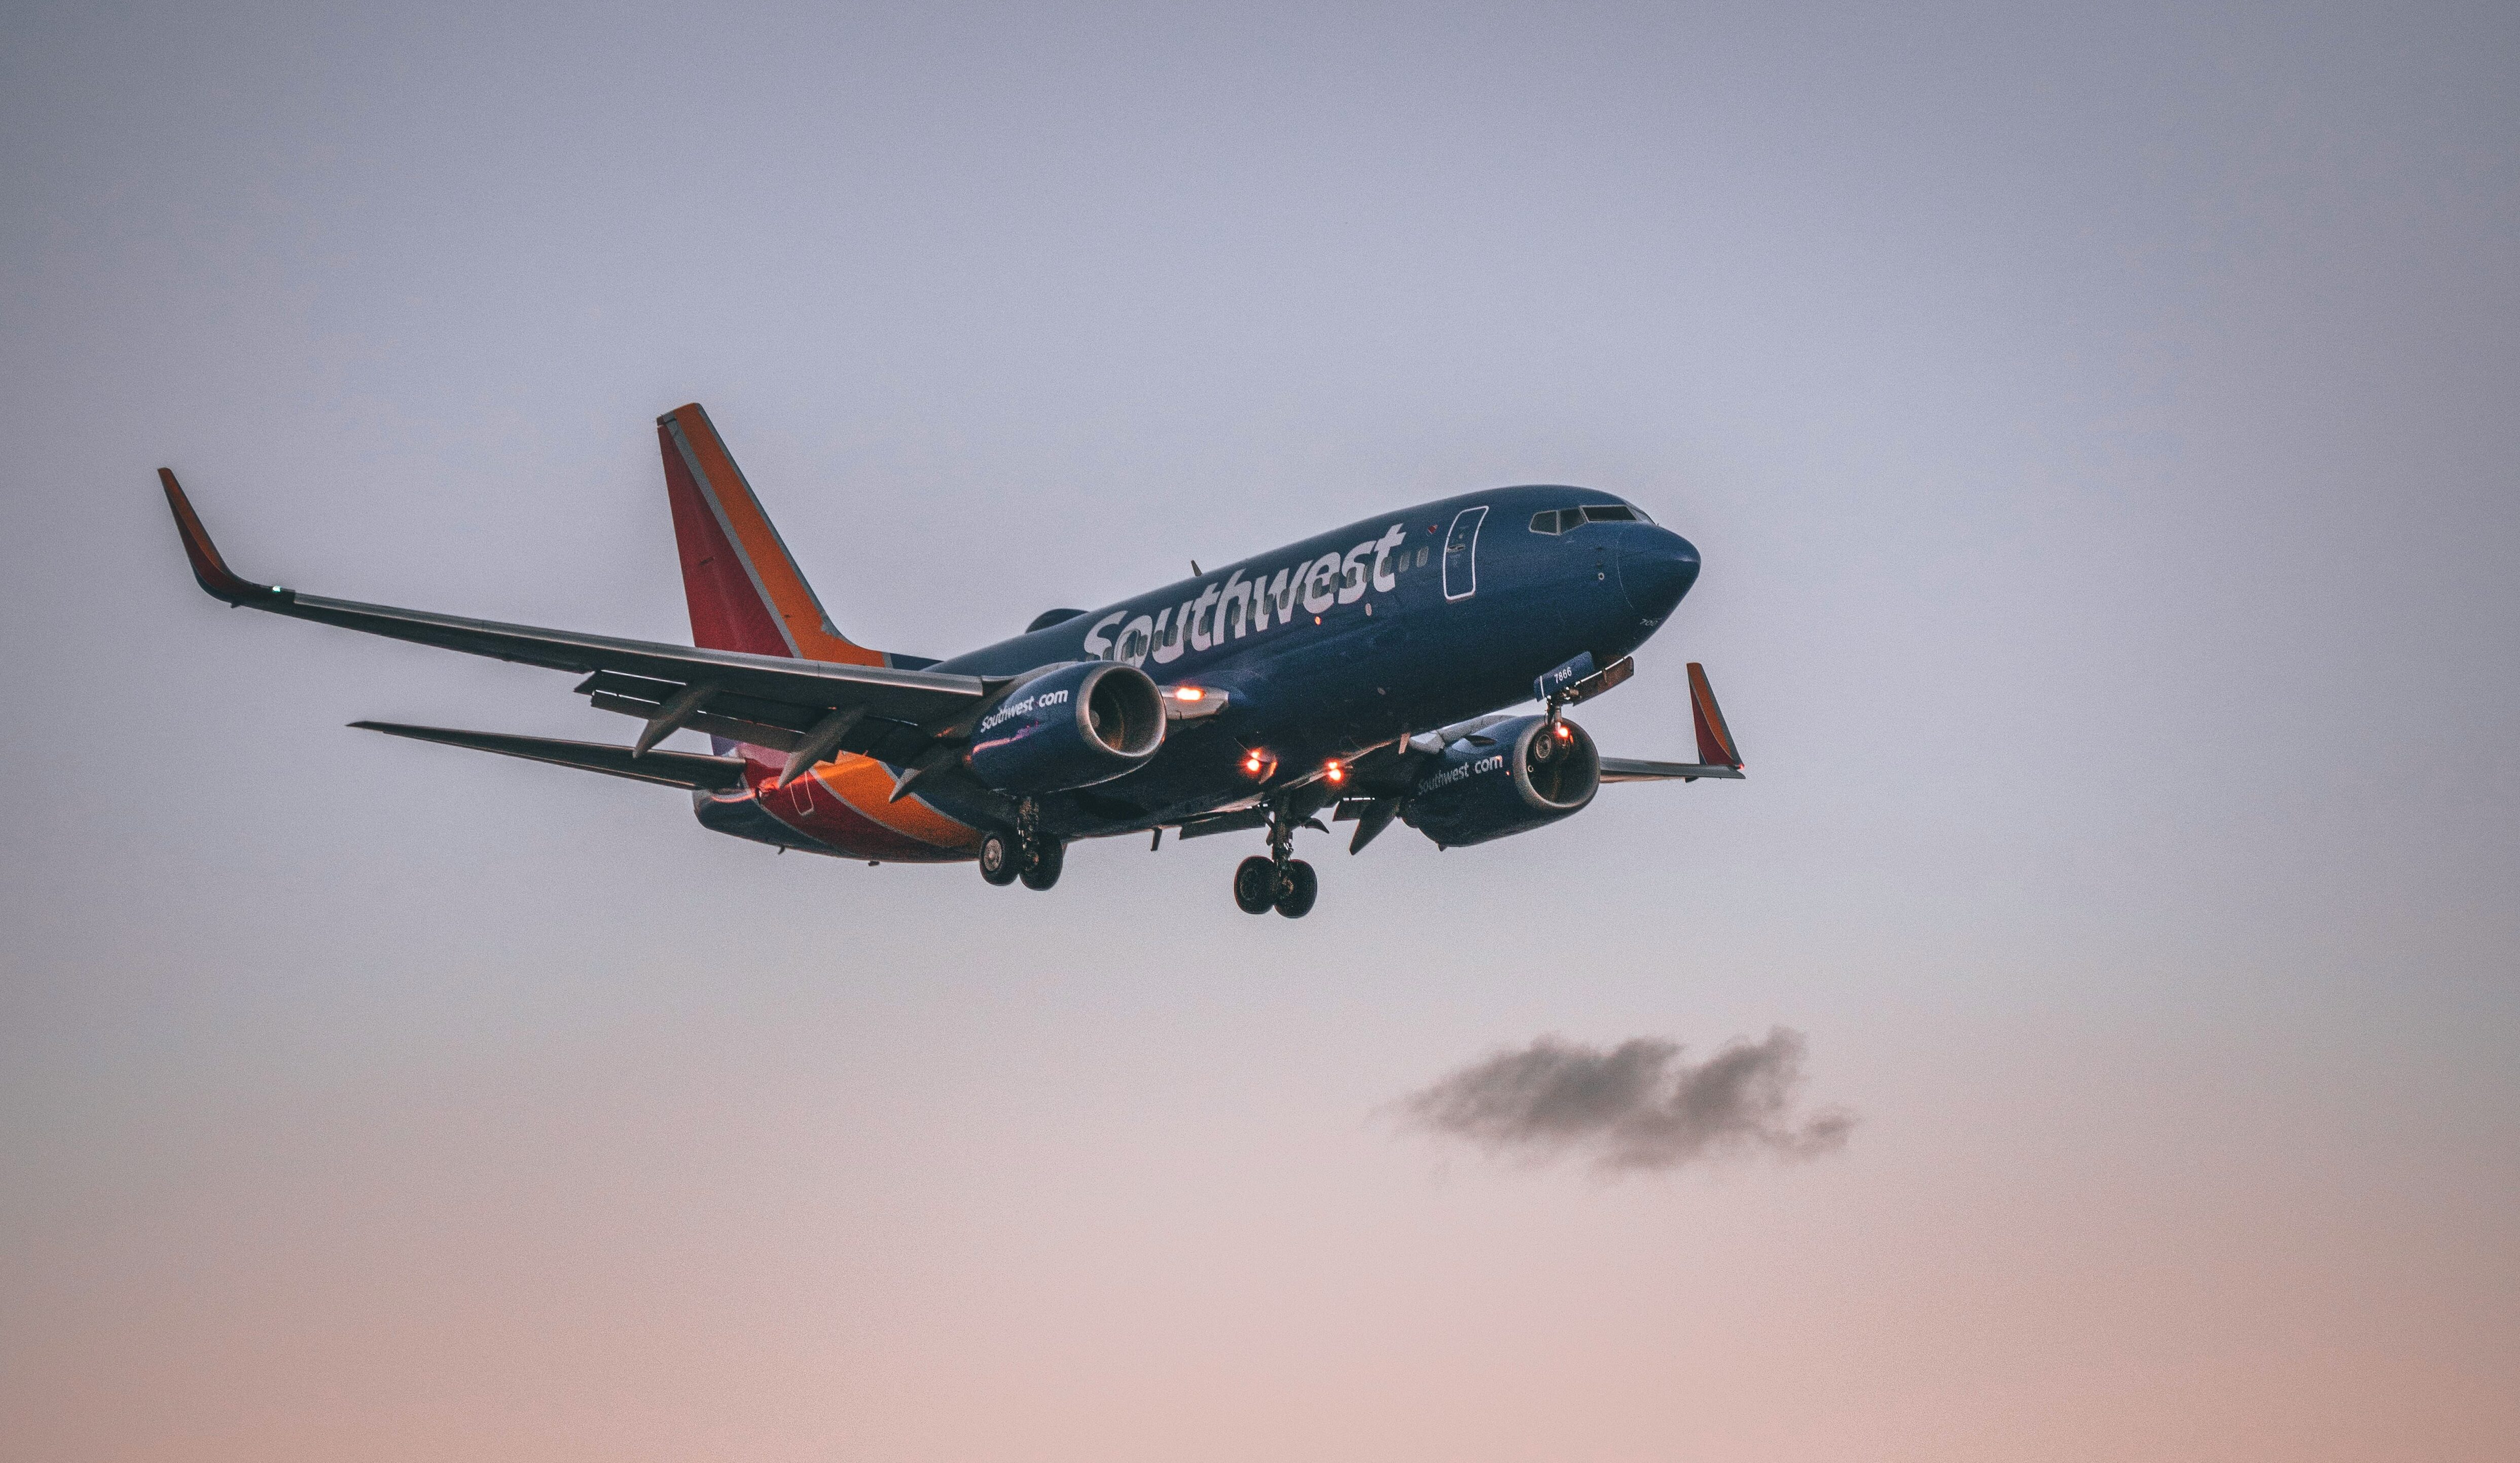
[159,469,291,606]
[1687,662,1742,769]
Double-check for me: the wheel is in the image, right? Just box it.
[1274,859,1318,919]
[1233,855,1278,914]
[978,831,1020,886]
[1018,838,1065,891]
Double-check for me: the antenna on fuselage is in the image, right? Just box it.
[1190,560,1202,575]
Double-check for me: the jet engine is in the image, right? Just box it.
[965,661,1166,794]
[1401,714,1600,848]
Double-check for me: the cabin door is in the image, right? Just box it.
[1442,505,1487,602]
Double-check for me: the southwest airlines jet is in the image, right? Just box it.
[161,404,1742,917]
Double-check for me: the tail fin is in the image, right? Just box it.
[657,403,886,666]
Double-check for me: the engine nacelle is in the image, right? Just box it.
[965,661,1166,794]
[1401,714,1601,848]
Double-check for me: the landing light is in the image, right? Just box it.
[1243,750,1268,776]
[1554,722,1572,741]
[1324,760,1346,784]
[1162,684,1229,722]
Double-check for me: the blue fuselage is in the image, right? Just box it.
[920,485,1701,836]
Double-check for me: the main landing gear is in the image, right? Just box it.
[1018,839,1064,891]
[1234,855,1316,917]
[978,800,1063,892]
[1233,801,1319,918]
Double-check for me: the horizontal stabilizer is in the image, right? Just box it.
[351,722,748,791]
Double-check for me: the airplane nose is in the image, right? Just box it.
[1616,528,1700,620]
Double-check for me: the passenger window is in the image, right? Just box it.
[1416,545,1428,567]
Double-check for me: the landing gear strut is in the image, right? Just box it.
[1232,800,1319,918]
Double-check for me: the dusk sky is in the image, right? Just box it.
[4,4,2515,1459]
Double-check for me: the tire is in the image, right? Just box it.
[1019,838,1065,891]
[1233,856,1277,915]
[979,831,1020,885]
[1274,859,1318,918]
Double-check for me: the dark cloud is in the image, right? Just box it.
[1401,1029,1854,1172]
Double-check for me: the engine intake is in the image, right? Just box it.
[1401,714,1600,848]
[965,661,1166,794]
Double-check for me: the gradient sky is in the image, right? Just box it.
[4,4,2515,1459]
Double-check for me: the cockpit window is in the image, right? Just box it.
[1536,504,1651,532]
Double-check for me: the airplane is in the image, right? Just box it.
[159,403,1742,917]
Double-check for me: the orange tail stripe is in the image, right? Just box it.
[814,754,983,851]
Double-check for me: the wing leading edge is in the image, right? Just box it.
[1598,757,1745,783]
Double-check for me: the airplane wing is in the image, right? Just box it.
[1329,660,1745,849]
[1598,757,1744,782]
[163,470,1018,791]
[1599,662,1746,781]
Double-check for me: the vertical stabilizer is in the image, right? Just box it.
[657,404,885,666]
